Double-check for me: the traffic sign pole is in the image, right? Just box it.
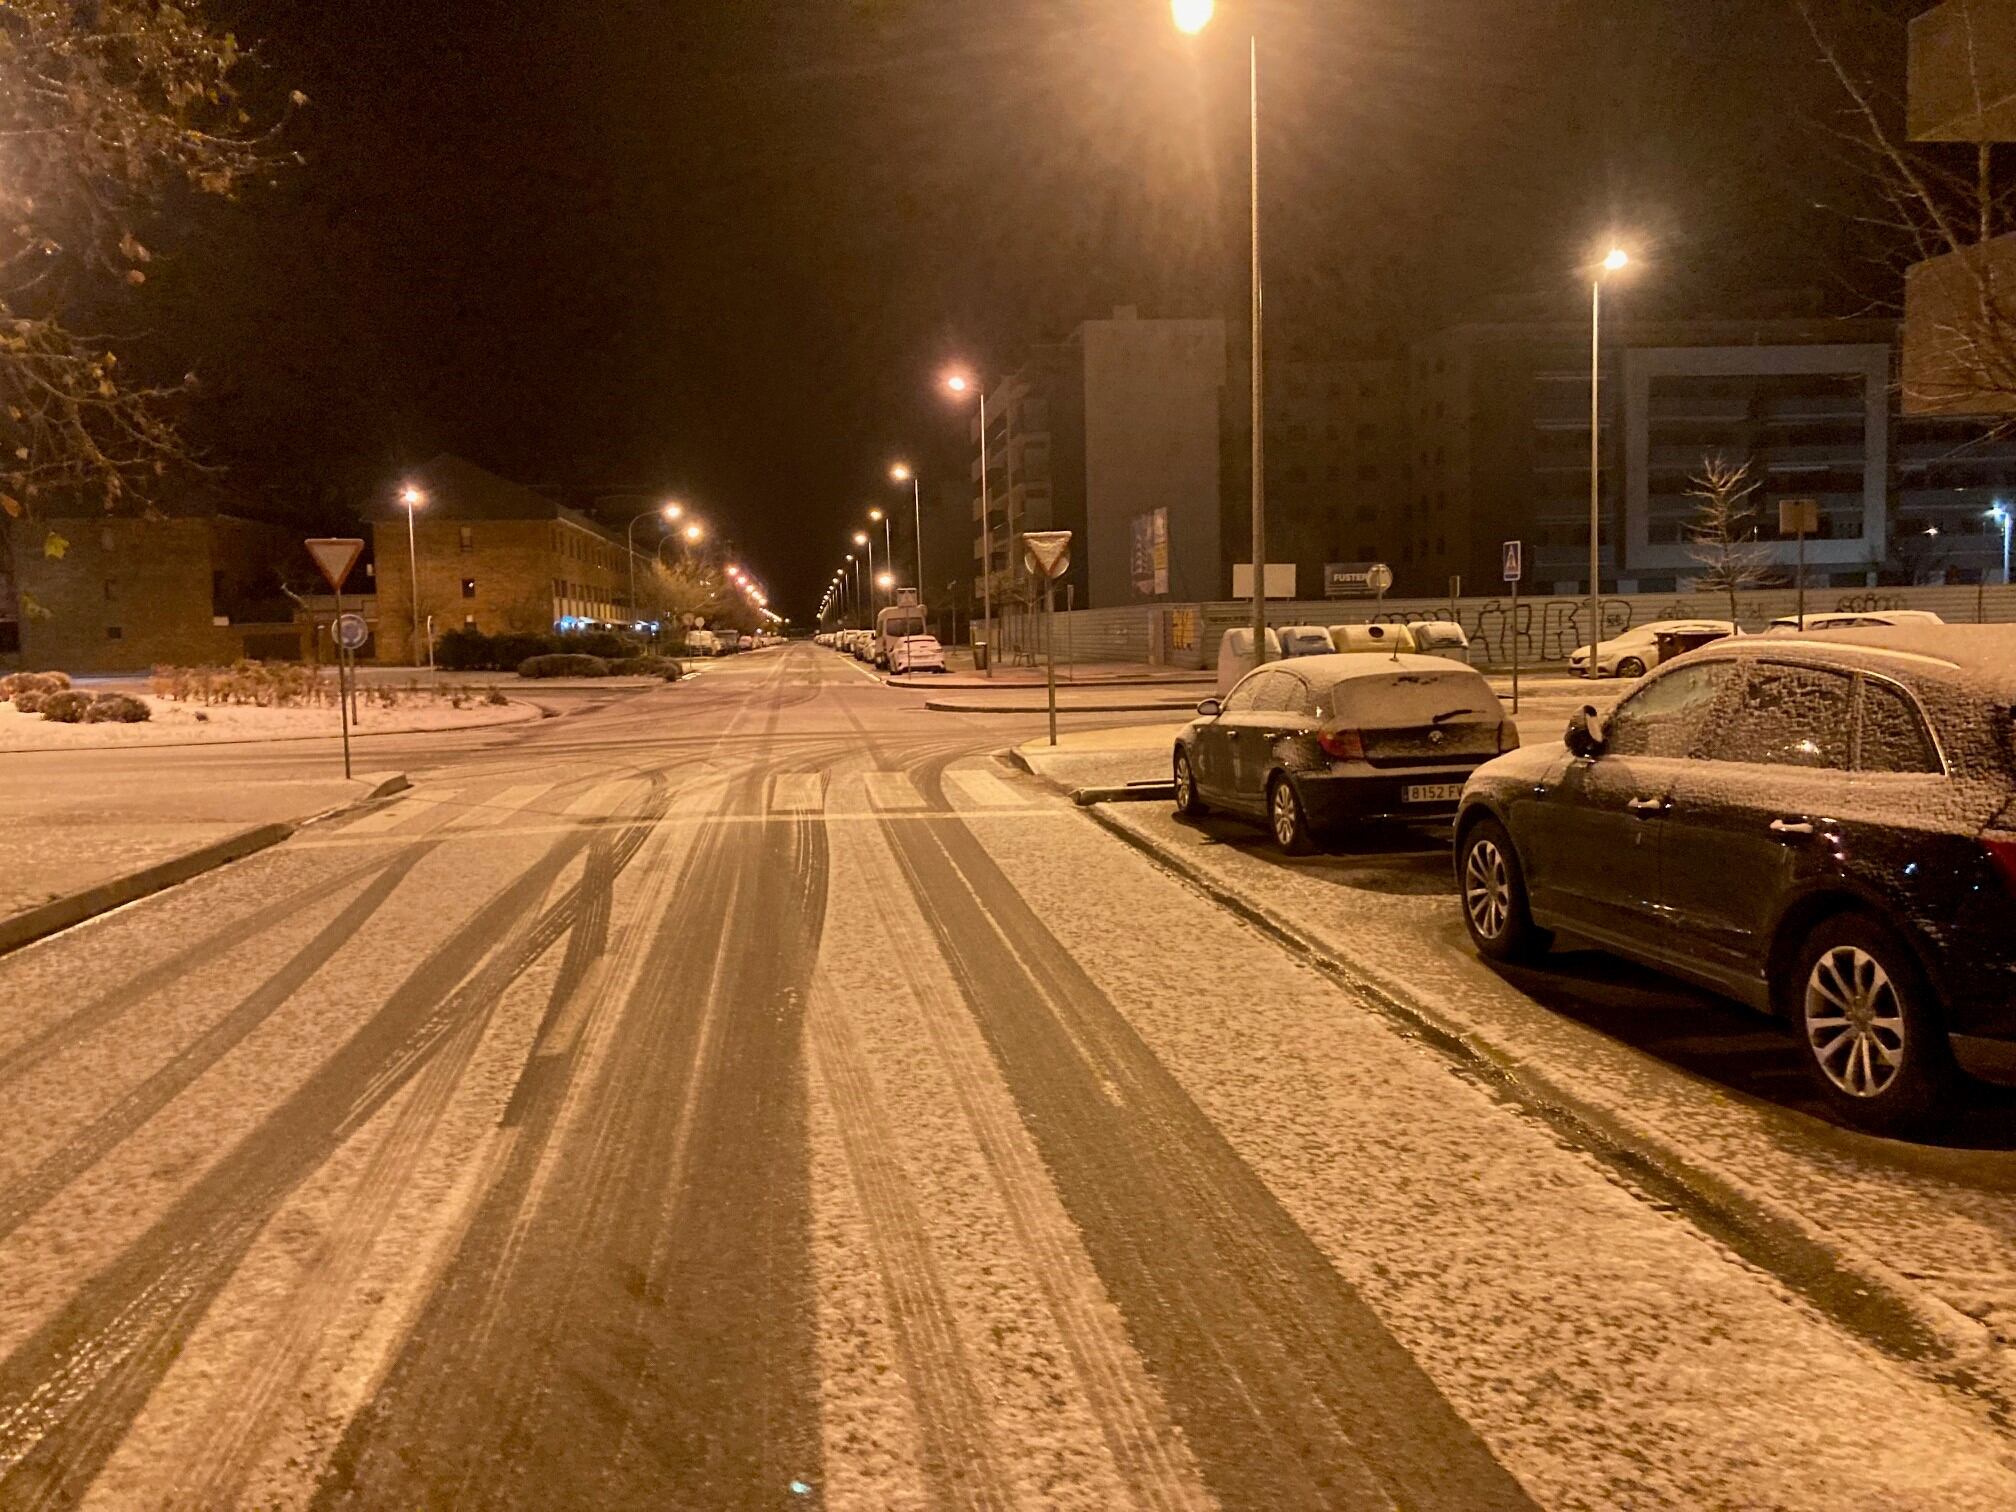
[333,588,353,779]
[1502,540,1524,714]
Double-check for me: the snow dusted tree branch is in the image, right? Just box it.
[1687,457,1777,624]
[0,0,301,533]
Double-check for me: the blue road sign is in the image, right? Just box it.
[1501,540,1523,583]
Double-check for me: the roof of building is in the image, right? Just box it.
[379,455,623,544]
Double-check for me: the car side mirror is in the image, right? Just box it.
[1196,697,1223,718]
[1564,706,1605,759]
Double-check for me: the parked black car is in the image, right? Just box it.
[1453,626,2016,1131]
[1175,653,1518,853]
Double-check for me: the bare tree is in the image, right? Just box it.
[1794,0,2016,421]
[1687,457,1776,623]
[0,3,300,558]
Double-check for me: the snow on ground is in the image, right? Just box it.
[975,787,2016,1509]
[1097,797,2016,1398]
[0,692,533,750]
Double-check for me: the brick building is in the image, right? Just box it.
[369,454,634,664]
[8,511,309,674]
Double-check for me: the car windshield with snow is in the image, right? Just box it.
[1454,624,2016,1131]
[1173,653,1517,854]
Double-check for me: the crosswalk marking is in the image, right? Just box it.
[340,791,455,836]
[769,774,825,813]
[442,782,562,830]
[863,771,927,810]
[943,770,1020,809]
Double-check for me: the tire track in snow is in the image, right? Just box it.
[0,770,678,1508]
[881,765,1538,1512]
[314,663,829,1510]
[0,846,431,1247]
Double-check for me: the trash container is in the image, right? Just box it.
[972,638,989,672]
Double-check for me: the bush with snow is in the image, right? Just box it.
[12,689,48,714]
[39,690,94,723]
[612,655,683,680]
[3,670,71,704]
[517,653,611,678]
[81,692,151,723]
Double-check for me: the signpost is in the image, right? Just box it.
[1779,498,1820,630]
[307,538,365,779]
[1022,531,1073,747]
[1502,539,1524,713]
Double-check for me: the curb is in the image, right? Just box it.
[1075,799,2016,1415]
[1070,781,1176,807]
[0,771,411,960]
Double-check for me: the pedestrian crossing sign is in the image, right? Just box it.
[1501,540,1523,583]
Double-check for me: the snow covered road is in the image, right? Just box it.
[0,642,2011,1507]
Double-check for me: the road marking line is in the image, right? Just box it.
[864,771,927,810]
[340,792,455,835]
[442,782,561,830]
[943,770,1019,809]
[769,773,825,813]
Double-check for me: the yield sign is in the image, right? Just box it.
[1022,530,1073,580]
[306,537,365,594]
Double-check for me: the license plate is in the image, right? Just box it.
[1403,783,1464,804]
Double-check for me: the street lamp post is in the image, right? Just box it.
[892,463,923,607]
[1992,502,2012,585]
[854,530,875,620]
[1589,247,1630,667]
[870,507,893,594]
[626,501,682,632]
[945,374,993,677]
[398,485,428,669]
[1175,0,1266,667]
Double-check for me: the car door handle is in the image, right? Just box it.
[1627,797,1670,816]
[1769,818,1816,837]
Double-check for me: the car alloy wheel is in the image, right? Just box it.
[1173,749,1206,817]
[1615,657,1646,679]
[1463,835,1512,941]
[1804,945,1906,1100]
[1269,778,1316,855]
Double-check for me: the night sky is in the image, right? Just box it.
[156,0,1902,614]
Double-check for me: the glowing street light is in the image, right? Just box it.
[868,506,893,599]
[891,461,924,612]
[1587,243,1636,659]
[397,483,428,668]
[1174,0,1267,667]
[684,522,704,544]
[627,500,689,628]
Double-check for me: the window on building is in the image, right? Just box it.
[106,625,123,640]
[461,578,477,599]
[460,526,474,553]
[104,579,117,601]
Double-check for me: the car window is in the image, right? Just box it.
[1604,661,1736,759]
[1706,662,1853,770]
[1222,675,1267,713]
[1247,671,1302,714]
[1856,679,1942,775]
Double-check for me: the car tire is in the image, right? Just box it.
[1615,656,1647,679]
[1173,748,1208,818]
[1457,818,1550,963]
[1267,776,1319,856]
[1791,914,1957,1133]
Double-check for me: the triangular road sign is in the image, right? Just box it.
[1023,530,1073,580]
[306,537,365,594]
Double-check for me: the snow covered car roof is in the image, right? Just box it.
[1273,652,1487,687]
[1788,624,2016,697]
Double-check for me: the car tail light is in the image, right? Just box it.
[1319,727,1365,760]
[1984,831,2016,899]
[1498,718,1521,753]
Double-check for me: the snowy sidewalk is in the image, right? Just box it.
[0,766,403,950]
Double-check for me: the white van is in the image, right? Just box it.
[1327,622,1417,655]
[1215,627,1282,695]
[875,604,929,668]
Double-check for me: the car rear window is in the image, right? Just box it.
[1322,667,1495,726]
[1856,679,1941,775]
